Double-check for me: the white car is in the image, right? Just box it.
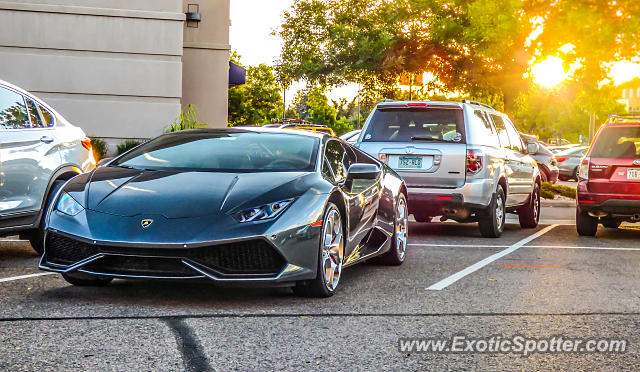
[0,79,95,253]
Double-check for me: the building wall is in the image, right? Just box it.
[0,0,185,138]
[621,86,640,113]
[181,0,230,128]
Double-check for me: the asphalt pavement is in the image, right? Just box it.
[2,204,640,371]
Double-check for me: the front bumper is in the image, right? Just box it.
[40,230,317,284]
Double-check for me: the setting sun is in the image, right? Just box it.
[531,56,568,88]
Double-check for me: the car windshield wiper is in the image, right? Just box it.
[411,136,445,142]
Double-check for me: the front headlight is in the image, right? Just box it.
[234,199,293,222]
[56,193,84,216]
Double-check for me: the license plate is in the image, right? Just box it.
[399,156,422,169]
[627,168,640,180]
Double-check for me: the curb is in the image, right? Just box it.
[541,199,575,208]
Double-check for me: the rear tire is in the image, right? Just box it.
[369,194,408,266]
[293,202,344,298]
[573,167,580,181]
[540,170,549,183]
[62,272,113,287]
[576,210,598,236]
[28,180,64,255]
[478,187,506,238]
[518,183,540,228]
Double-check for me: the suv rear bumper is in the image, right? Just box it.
[577,181,640,217]
[407,178,494,216]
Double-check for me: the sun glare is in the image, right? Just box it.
[531,56,568,88]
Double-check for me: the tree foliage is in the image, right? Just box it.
[291,87,354,135]
[277,0,640,112]
[228,59,283,126]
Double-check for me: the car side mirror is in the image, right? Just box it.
[344,163,380,192]
[97,157,114,167]
[526,142,539,154]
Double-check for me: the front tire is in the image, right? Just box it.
[478,186,506,238]
[293,202,344,298]
[370,193,408,266]
[518,183,541,228]
[576,210,598,236]
[62,272,113,287]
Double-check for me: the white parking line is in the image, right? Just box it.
[426,225,558,291]
[529,245,640,251]
[0,272,55,283]
[409,244,510,248]
[409,243,640,251]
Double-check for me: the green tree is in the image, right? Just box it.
[277,0,640,113]
[228,62,283,126]
[291,87,354,135]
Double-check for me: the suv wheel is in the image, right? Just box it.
[518,183,540,228]
[576,210,598,236]
[478,186,506,238]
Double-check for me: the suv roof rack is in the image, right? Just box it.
[606,114,640,124]
[462,99,494,110]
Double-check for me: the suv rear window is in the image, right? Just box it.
[362,108,465,143]
[591,126,640,158]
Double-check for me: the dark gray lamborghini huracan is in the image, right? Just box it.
[39,128,408,297]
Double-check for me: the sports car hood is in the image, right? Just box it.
[77,166,318,218]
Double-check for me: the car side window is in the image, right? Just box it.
[490,114,511,149]
[0,86,29,129]
[323,140,348,183]
[37,104,54,127]
[26,98,44,128]
[471,110,500,148]
[503,116,524,152]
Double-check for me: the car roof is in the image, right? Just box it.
[375,100,502,113]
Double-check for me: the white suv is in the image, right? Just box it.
[0,79,95,253]
[356,100,541,237]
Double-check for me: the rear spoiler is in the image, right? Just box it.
[377,103,462,110]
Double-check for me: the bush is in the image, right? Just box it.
[165,104,206,133]
[116,139,141,155]
[541,182,576,199]
[90,137,108,161]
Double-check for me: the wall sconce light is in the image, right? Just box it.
[186,4,202,28]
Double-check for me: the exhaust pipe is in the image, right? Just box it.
[631,214,640,222]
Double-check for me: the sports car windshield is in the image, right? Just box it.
[112,131,319,172]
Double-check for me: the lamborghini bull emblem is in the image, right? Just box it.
[141,219,154,228]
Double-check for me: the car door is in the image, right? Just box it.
[0,85,60,217]
[322,140,371,256]
[503,115,535,204]
[489,113,527,206]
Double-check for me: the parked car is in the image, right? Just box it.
[356,100,541,238]
[264,119,336,136]
[0,79,95,253]
[576,115,640,236]
[39,128,408,297]
[556,146,589,181]
[520,133,559,184]
[549,144,581,154]
[340,129,361,143]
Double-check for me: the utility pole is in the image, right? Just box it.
[282,86,286,120]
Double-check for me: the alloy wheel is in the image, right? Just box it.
[395,196,408,261]
[321,208,344,292]
[496,193,505,231]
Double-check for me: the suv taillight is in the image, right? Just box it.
[579,157,589,180]
[466,149,483,175]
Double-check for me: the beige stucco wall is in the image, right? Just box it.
[181,0,230,128]
[0,0,185,138]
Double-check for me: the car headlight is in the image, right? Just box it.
[234,199,293,222]
[56,193,84,216]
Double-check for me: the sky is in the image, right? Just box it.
[229,0,358,106]
[230,0,640,105]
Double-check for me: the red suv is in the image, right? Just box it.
[576,115,640,236]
